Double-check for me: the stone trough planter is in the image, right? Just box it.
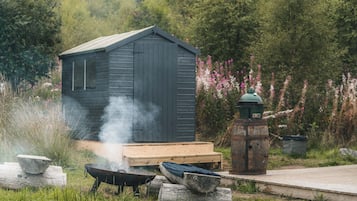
[282,135,307,156]
[17,154,52,174]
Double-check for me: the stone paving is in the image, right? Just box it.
[219,165,357,200]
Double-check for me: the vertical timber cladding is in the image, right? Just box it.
[176,47,196,141]
[230,119,269,175]
[62,52,109,139]
[60,26,198,142]
[108,43,134,97]
[133,40,177,142]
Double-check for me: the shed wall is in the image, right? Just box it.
[176,47,196,141]
[62,32,196,142]
[133,39,177,142]
[62,52,109,139]
[108,43,134,97]
[107,34,196,142]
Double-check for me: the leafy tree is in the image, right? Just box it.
[129,0,170,28]
[129,0,214,42]
[60,0,136,51]
[59,0,96,50]
[0,0,61,90]
[335,0,357,74]
[188,0,258,63]
[250,0,342,86]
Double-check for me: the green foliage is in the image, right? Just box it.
[25,66,62,100]
[266,147,345,169]
[128,0,171,31]
[250,0,342,86]
[215,147,231,161]
[313,193,328,201]
[127,0,192,40]
[0,186,147,201]
[0,149,152,201]
[0,0,61,90]
[195,57,241,138]
[59,0,136,51]
[4,0,353,147]
[267,147,357,169]
[189,0,258,63]
[0,93,73,166]
[335,0,357,74]
[196,89,230,137]
[235,181,258,194]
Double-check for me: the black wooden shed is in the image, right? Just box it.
[59,26,198,142]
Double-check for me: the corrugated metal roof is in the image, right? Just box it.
[59,25,198,58]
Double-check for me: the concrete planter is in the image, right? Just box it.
[282,135,307,156]
[17,154,52,174]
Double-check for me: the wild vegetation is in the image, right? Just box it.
[196,55,357,148]
[1,0,356,148]
[0,79,354,201]
[0,0,356,200]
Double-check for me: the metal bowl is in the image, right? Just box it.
[17,154,52,174]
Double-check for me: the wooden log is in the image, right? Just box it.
[0,162,66,190]
[158,183,232,201]
[263,109,294,119]
[146,175,170,196]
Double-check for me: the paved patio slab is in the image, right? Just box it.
[219,165,357,200]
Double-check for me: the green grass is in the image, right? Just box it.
[215,147,231,161]
[215,146,357,201]
[232,181,258,194]
[0,86,151,200]
[1,143,355,201]
[268,147,357,169]
[215,146,357,170]
[0,187,147,201]
[0,100,73,166]
[0,74,356,201]
[0,150,155,201]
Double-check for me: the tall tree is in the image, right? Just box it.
[335,0,357,74]
[188,0,258,63]
[250,0,342,85]
[60,0,136,51]
[128,0,201,42]
[0,0,61,90]
[128,0,178,36]
[59,0,96,50]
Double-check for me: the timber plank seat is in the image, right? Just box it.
[76,141,223,169]
[122,142,222,168]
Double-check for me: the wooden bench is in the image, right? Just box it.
[76,141,223,169]
[122,142,223,168]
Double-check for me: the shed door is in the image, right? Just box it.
[133,41,177,142]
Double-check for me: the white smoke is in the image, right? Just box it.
[98,96,160,170]
[62,96,89,139]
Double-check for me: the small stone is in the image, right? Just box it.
[339,148,357,159]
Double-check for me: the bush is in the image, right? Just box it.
[0,86,73,166]
[196,56,241,138]
[196,56,357,147]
